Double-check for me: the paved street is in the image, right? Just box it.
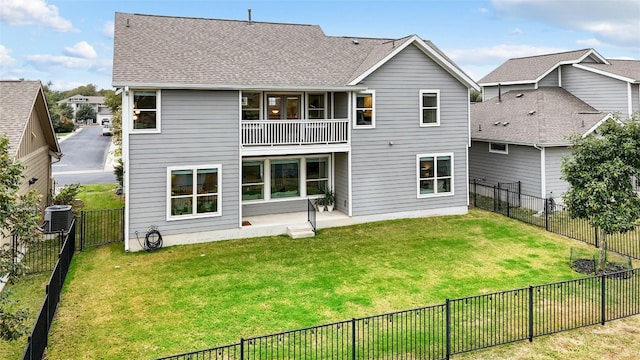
[53,125,117,186]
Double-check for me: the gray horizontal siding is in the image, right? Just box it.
[562,65,628,114]
[128,90,240,238]
[351,44,469,216]
[538,68,559,87]
[632,85,639,114]
[243,199,307,216]
[545,147,572,201]
[334,152,349,213]
[483,84,535,101]
[469,141,542,197]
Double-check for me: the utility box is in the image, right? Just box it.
[44,205,73,233]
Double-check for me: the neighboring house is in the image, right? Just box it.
[57,95,111,124]
[470,49,638,203]
[113,13,479,251]
[0,80,62,243]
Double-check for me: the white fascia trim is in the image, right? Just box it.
[467,88,471,147]
[113,82,368,92]
[572,64,635,83]
[577,48,609,65]
[582,113,621,137]
[479,80,536,87]
[348,35,480,91]
[238,91,243,228]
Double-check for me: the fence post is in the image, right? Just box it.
[595,227,599,249]
[445,298,451,360]
[601,274,606,325]
[506,189,511,218]
[351,318,356,360]
[240,337,244,360]
[493,186,498,212]
[528,286,534,342]
[473,179,477,207]
[544,198,549,231]
[78,211,83,251]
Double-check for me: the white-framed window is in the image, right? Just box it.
[307,93,326,119]
[242,156,330,202]
[167,165,221,220]
[354,91,375,128]
[489,142,508,154]
[241,91,261,120]
[417,153,454,197]
[306,157,329,195]
[242,161,264,201]
[131,90,160,132]
[419,90,440,126]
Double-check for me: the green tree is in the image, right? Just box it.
[0,134,41,340]
[61,83,98,98]
[470,89,482,103]
[103,90,122,113]
[561,114,640,271]
[75,103,97,123]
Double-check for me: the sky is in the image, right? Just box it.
[1,0,639,91]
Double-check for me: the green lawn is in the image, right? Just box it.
[76,184,123,210]
[2,209,636,359]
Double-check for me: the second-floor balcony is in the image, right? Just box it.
[241,119,349,148]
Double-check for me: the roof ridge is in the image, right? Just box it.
[506,48,592,61]
[116,11,321,29]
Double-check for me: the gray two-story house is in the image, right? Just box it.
[113,13,479,250]
[470,49,638,203]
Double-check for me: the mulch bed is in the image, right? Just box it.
[571,259,632,279]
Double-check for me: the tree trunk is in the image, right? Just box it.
[598,228,607,272]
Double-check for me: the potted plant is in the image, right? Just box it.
[315,196,325,212]
[324,188,335,212]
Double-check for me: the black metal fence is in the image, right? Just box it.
[14,208,124,275]
[307,198,317,234]
[157,268,640,360]
[21,219,76,360]
[77,208,124,250]
[470,180,640,260]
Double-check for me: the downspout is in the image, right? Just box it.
[123,87,130,252]
[627,82,633,119]
[534,144,546,198]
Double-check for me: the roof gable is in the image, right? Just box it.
[479,49,608,86]
[573,59,640,83]
[0,80,60,157]
[471,87,610,146]
[113,13,478,90]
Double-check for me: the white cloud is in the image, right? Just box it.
[0,44,17,69]
[491,0,640,48]
[478,7,489,14]
[0,0,74,32]
[64,41,98,59]
[446,44,567,66]
[509,28,523,36]
[102,21,114,38]
[49,80,89,91]
[577,38,603,47]
[25,53,112,73]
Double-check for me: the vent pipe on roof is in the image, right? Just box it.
[248,9,252,25]
[126,18,130,28]
[498,83,502,103]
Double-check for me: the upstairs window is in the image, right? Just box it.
[489,142,508,154]
[132,90,160,132]
[420,90,440,126]
[354,91,375,128]
[242,92,261,120]
[417,153,454,197]
[307,93,326,119]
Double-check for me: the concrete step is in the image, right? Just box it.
[287,224,316,239]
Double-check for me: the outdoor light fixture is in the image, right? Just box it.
[29,177,38,185]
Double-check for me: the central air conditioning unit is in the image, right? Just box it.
[43,205,73,233]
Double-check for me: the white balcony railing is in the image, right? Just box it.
[242,119,349,147]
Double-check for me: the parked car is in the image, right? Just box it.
[102,123,113,136]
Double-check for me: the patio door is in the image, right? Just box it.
[267,95,301,120]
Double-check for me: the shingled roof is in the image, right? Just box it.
[471,87,610,146]
[576,59,640,83]
[0,80,60,157]
[112,12,477,90]
[479,49,607,85]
